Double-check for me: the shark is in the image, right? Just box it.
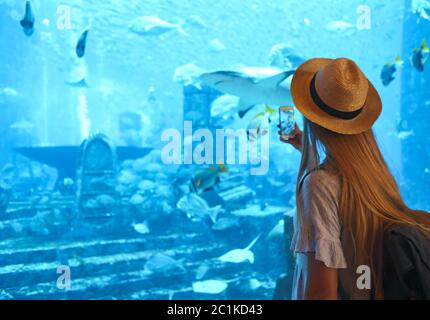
[200,67,295,118]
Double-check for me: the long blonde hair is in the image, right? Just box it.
[297,118,430,299]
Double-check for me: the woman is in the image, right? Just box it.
[279,58,430,300]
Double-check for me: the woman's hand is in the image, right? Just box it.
[277,123,303,152]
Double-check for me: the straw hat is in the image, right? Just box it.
[291,58,382,134]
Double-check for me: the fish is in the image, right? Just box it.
[381,55,403,86]
[133,222,150,235]
[176,193,224,223]
[192,279,229,294]
[184,15,207,29]
[231,204,289,217]
[412,0,430,21]
[248,278,262,290]
[267,219,284,240]
[247,104,277,140]
[396,130,414,140]
[211,217,240,231]
[208,38,226,52]
[201,67,295,118]
[268,43,305,70]
[129,16,187,37]
[411,39,429,72]
[10,120,34,131]
[218,233,261,264]
[20,1,35,37]
[0,87,18,99]
[65,78,88,88]
[190,164,228,194]
[325,20,355,34]
[76,27,90,58]
[195,262,210,280]
[130,194,145,205]
[144,253,185,274]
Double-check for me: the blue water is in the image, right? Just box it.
[0,0,429,300]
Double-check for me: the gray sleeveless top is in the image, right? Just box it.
[290,169,372,300]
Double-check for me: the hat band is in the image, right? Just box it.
[310,74,364,120]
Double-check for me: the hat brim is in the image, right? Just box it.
[291,58,382,135]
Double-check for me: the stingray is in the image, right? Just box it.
[218,233,262,264]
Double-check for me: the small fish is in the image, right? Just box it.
[247,105,276,140]
[411,39,429,72]
[63,178,74,186]
[10,120,34,131]
[129,16,187,37]
[65,78,88,88]
[176,193,223,223]
[76,27,90,58]
[381,55,403,86]
[133,222,150,235]
[212,217,240,231]
[325,20,355,34]
[397,130,414,140]
[248,278,262,290]
[195,262,210,280]
[190,164,228,194]
[130,194,145,205]
[144,253,185,274]
[20,1,35,37]
[208,38,226,52]
[192,279,230,294]
[267,219,284,239]
[218,233,261,264]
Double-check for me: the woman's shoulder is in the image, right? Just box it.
[301,168,340,199]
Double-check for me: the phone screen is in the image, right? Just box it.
[279,106,295,138]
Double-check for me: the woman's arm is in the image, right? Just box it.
[304,253,338,300]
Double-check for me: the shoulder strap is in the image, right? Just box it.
[298,167,324,192]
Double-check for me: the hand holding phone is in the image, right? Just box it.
[278,106,303,152]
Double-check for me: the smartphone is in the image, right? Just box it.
[279,106,295,139]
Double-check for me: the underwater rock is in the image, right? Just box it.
[173,63,206,89]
